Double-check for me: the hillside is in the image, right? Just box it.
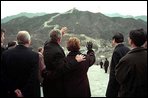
[105,13,147,22]
[1,8,147,59]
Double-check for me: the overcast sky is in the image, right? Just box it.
[1,1,147,19]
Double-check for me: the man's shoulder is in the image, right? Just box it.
[26,48,38,56]
[31,50,38,55]
[2,48,13,55]
[16,47,39,57]
[44,43,64,53]
[44,42,59,50]
[119,51,132,62]
[115,44,129,51]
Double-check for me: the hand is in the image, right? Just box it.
[86,41,93,51]
[14,89,23,97]
[75,54,86,62]
[60,27,68,36]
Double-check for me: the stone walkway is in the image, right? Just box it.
[88,65,109,97]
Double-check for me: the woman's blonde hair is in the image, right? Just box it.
[67,37,80,51]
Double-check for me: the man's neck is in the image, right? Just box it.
[19,44,29,48]
[24,44,30,47]
[130,44,138,49]
[115,43,123,47]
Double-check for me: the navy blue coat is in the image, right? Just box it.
[1,45,40,97]
[106,44,130,97]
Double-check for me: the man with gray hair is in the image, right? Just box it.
[1,31,40,97]
[17,31,31,45]
[42,27,86,97]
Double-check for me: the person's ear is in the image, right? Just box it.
[112,39,115,46]
[128,37,132,46]
[27,40,31,45]
[57,38,61,43]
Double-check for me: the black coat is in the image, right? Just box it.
[63,50,95,97]
[104,60,109,73]
[115,47,147,97]
[43,41,78,97]
[106,44,130,97]
[1,46,6,55]
[104,60,109,68]
[1,46,7,97]
[1,45,40,97]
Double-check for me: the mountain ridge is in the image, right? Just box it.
[105,13,147,22]
[1,12,48,23]
[1,9,147,53]
[1,9,147,23]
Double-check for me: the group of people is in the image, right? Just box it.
[1,27,95,97]
[98,58,109,73]
[0,27,147,97]
[106,29,147,97]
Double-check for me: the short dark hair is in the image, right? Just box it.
[129,28,146,47]
[38,47,43,52]
[8,41,17,48]
[112,33,124,43]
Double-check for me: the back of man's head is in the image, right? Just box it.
[129,28,146,47]
[17,31,31,45]
[49,29,61,42]
[112,33,124,43]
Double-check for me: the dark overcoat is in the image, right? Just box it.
[106,44,130,97]
[115,47,147,97]
[1,45,40,97]
[43,41,78,97]
[63,50,95,97]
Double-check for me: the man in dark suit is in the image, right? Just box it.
[0,28,7,97]
[1,31,40,97]
[106,33,130,97]
[115,28,147,97]
[104,58,109,73]
[100,59,103,68]
[42,28,86,97]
